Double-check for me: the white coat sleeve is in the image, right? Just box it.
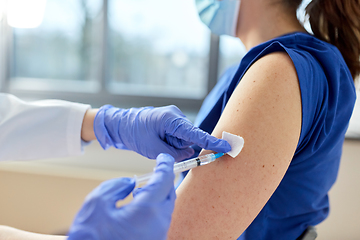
[0,93,91,161]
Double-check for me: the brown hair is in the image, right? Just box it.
[286,0,360,80]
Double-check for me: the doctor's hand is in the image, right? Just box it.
[93,105,231,161]
[68,153,176,240]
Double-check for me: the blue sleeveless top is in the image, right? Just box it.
[182,32,356,239]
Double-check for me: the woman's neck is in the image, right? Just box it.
[236,0,307,50]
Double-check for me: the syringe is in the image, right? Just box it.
[135,152,224,187]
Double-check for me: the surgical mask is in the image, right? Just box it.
[195,0,241,37]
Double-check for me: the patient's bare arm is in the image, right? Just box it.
[167,52,302,239]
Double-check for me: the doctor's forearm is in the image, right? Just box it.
[81,109,99,142]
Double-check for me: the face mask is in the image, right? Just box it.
[195,0,241,37]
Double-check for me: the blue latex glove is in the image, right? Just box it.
[94,105,231,161]
[68,153,176,240]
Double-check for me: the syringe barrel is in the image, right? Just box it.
[198,153,216,165]
[135,158,200,186]
[134,172,154,187]
[135,153,221,187]
[173,159,198,174]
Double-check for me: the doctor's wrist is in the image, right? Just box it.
[81,108,99,142]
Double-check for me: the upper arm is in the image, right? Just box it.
[167,52,302,239]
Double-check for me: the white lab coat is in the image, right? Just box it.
[0,93,90,161]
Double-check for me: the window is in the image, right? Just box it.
[11,0,102,92]
[218,35,245,78]
[1,0,221,113]
[108,0,210,99]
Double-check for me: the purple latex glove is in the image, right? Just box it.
[68,153,175,240]
[94,105,231,161]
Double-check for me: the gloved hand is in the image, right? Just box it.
[68,153,176,240]
[94,105,231,161]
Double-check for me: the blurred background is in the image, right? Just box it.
[0,0,359,239]
[0,0,247,111]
